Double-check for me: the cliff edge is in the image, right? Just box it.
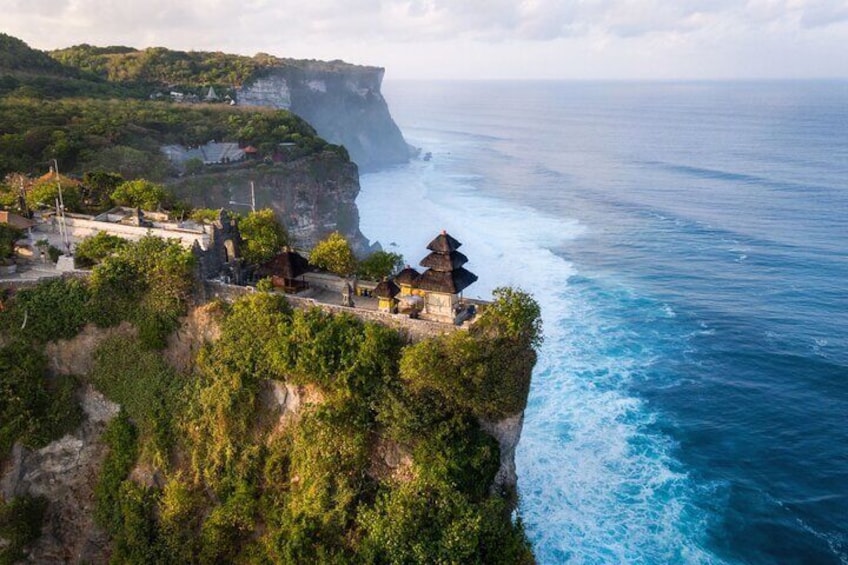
[238,62,410,171]
[167,149,372,254]
[1,279,540,563]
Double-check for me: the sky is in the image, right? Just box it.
[2,0,847,80]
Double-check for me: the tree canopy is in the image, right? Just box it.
[357,250,403,281]
[309,231,356,276]
[110,179,168,210]
[238,208,289,266]
[0,223,21,260]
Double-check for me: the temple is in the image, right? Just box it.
[415,230,478,321]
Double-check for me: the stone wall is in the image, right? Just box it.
[37,216,209,251]
[203,281,457,342]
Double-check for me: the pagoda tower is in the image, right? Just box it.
[416,230,478,320]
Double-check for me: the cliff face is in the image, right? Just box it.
[167,150,372,254]
[238,63,410,171]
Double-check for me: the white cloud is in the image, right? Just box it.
[0,0,846,78]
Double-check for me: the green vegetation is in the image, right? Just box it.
[73,231,129,269]
[238,208,290,265]
[0,270,541,564]
[88,235,196,348]
[0,340,83,457]
[357,249,404,281]
[0,277,92,343]
[0,493,48,565]
[399,287,541,420]
[0,96,337,180]
[308,236,404,281]
[309,231,357,276]
[23,173,82,212]
[50,44,273,90]
[110,178,169,210]
[81,170,124,211]
[0,236,195,350]
[90,337,183,466]
[0,223,20,260]
[94,411,139,532]
[0,33,67,75]
[189,207,221,224]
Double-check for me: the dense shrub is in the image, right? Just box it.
[94,411,139,532]
[0,223,20,260]
[89,336,182,466]
[260,402,370,564]
[158,474,203,563]
[357,477,533,565]
[399,287,541,420]
[268,308,402,403]
[88,235,195,346]
[0,95,332,178]
[184,293,291,492]
[198,484,257,564]
[0,341,82,456]
[109,481,160,564]
[110,178,168,210]
[1,273,539,563]
[0,277,91,343]
[0,494,47,565]
[73,231,129,269]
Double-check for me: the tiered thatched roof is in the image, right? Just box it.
[426,231,462,253]
[416,230,477,294]
[416,268,478,294]
[419,250,468,271]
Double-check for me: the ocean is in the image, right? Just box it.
[356,81,848,564]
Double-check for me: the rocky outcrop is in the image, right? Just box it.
[44,322,136,376]
[368,436,415,484]
[0,387,118,564]
[238,63,410,171]
[164,302,224,374]
[167,150,372,254]
[480,412,525,495]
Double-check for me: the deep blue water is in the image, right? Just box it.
[357,80,848,564]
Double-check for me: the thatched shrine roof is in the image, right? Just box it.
[395,266,421,286]
[416,267,478,294]
[373,279,400,298]
[257,249,310,279]
[426,231,462,253]
[0,211,35,230]
[419,250,468,272]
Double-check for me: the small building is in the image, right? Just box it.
[415,231,478,321]
[394,266,420,296]
[0,211,35,232]
[373,278,400,313]
[256,248,310,292]
[161,141,246,166]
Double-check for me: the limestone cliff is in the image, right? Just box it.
[167,150,372,254]
[237,62,410,171]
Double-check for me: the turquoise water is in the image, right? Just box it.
[357,81,848,564]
